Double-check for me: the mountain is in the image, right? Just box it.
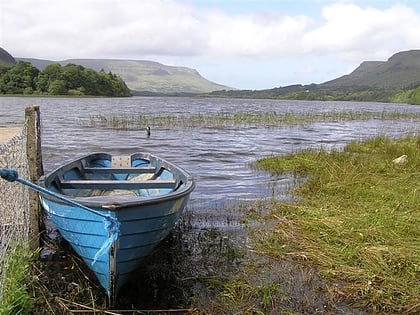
[0,48,16,66]
[3,47,419,97]
[207,50,420,103]
[17,57,232,94]
[321,50,420,89]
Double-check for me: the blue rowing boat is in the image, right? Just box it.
[38,152,195,304]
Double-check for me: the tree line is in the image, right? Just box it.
[207,85,420,105]
[0,61,131,97]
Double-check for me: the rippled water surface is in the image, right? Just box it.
[1,96,419,209]
[2,96,419,311]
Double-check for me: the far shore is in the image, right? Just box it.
[0,125,22,144]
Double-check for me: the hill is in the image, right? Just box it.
[208,50,420,103]
[322,50,420,89]
[3,46,419,100]
[0,48,16,67]
[17,58,232,94]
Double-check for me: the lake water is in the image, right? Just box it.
[1,96,419,208]
[1,96,419,310]
[2,96,420,233]
[2,95,420,235]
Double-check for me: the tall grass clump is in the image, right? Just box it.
[85,111,420,130]
[253,135,420,314]
[0,242,35,314]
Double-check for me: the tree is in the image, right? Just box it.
[0,61,39,94]
[408,86,420,105]
[62,64,85,90]
[0,61,131,96]
[81,68,99,95]
[47,79,67,95]
[35,64,64,93]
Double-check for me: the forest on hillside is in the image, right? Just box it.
[207,85,420,105]
[0,61,131,97]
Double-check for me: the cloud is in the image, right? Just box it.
[204,11,311,57]
[302,3,420,61]
[2,0,207,58]
[1,0,419,63]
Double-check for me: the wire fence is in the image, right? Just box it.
[0,124,31,296]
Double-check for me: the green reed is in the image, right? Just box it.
[251,136,420,314]
[85,110,420,130]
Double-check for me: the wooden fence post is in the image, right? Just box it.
[25,106,43,250]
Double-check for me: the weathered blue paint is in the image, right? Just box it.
[38,152,195,305]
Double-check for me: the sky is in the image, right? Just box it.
[1,0,419,90]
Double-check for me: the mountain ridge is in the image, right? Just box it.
[16,57,231,94]
[206,50,420,103]
[321,49,420,88]
[2,48,419,95]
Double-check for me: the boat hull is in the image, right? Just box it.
[39,152,194,303]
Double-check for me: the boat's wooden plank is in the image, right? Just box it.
[59,179,177,189]
[112,156,131,168]
[83,166,156,174]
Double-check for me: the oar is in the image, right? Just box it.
[0,168,120,264]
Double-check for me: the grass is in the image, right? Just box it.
[85,110,420,130]
[0,242,36,314]
[251,135,420,314]
[6,134,418,314]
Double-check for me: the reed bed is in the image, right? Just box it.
[85,111,420,130]
[251,136,420,314]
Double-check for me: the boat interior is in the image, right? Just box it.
[46,153,182,199]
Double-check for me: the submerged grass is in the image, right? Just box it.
[252,135,420,314]
[85,111,420,129]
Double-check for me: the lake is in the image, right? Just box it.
[2,96,419,231]
[1,96,419,310]
[2,95,419,237]
[1,96,419,208]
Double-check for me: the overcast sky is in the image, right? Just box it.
[1,0,419,89]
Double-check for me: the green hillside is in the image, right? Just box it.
[322,50,420,89]
[209,50,420,103]
[18,58,232,94]
[5,46,419,101]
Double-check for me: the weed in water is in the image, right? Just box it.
[85,111,420,130]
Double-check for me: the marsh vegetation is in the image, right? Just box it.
[250,136,420,314]
[18,136,418,314]
[86,110,420,130]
